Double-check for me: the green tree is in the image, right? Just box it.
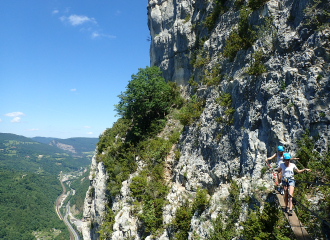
[115,66,172,139]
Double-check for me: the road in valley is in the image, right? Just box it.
[64,201,80,240]
[55,172,79,240]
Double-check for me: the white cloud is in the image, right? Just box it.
[59,14,114,40]
[52,10,59,14]
[86,132,93,135]
[11,117,21,123]
[83,126,91,128]
[25,128,39,131]
[91,31,100,38]
[5,112,25,117]
[91,31,116,39]
[59,16,66,22]
[63,14,96,26]
[0,119,2,122]
[70,88,76,91]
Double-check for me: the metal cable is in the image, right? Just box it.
[287,192,330,228]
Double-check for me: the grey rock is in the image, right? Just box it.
[83,0,330,239]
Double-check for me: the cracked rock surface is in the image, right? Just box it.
[82,0,329,239]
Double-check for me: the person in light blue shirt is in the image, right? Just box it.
[278,153,311,216]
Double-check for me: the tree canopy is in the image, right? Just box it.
[115,66,172,139]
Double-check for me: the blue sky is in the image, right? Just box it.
[0,0,150,139]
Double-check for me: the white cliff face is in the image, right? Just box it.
[83,0,329,239]
[81,154,109,240]
[147,1,329,238]
[110,171,140,240]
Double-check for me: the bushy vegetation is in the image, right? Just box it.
[254,16,277,52]
[248,0,269,10]
[0,169,69,239]
[195,51,210,69]
[215,92,235,125]
[203,64,223,86]
[246,50,267,75]
[97,119,136,197]
[115,66,174,141]
[242,203,293,239]
[204,0,227,32]
[171,188,209,240]
[294,130,330,239]
[304,0,330,31]
[234,0,245,9]
[98,205,116,240]
[130,165,169,236]
[184,13,191,23]
[128,128,181,237]
[179,94,206,126]
[280,80,286,91]
[97,66,184,237]
[209,181,240,239]
[223,7,255,61]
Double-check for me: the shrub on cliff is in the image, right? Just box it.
[204,0,227,32]
[179,94,206,126]
[115,66,173,140]
[171,188,209,240]
[246,50,267,75]
[242,203,293,240]
[223,7,255,61]
[248,0,269,10]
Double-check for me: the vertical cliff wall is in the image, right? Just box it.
[81,154,109,240]
[147,0,330,157]
[82,0,329,239]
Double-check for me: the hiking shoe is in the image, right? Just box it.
[280,189,284,195]
[284,207,288,213]
[288,210,293,216]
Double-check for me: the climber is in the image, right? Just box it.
[278,153,311,216]
[265,146,285,194]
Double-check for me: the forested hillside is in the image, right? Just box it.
[0,133,93,239]
[0,169,70,239]
[0,133,91,174]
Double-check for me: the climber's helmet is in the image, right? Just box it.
[283,153,291,161]
[278,146,284,153]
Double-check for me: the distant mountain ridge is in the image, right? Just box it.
[0,133,93,174]
[31,136,98,158]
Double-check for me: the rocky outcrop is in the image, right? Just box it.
[83,0,329,239]
[49,140,77,154]
[147,0,329,238]
[81,153,109,240]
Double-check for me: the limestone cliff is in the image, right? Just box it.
[82,0,329,239]
[81,154,109,240]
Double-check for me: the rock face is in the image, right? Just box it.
[83,0,330,239]
[49,140,77,154]
[81,154,109,240]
